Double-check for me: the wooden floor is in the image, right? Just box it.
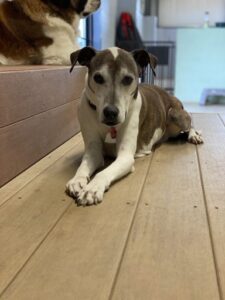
[185,103,225,113]
[0,113,225,300]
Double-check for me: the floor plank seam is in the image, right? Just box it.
[0,140,82,209]
[0,97,81,129]
[0,202,73,298]
[192,113,223,300]
[218,113,225,127]
[195,145,224,300]
[108,153,155,300]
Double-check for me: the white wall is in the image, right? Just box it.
[100,0,118,48]
[116,0,137,19]
[135,0,176,42]
[159,0,225,27]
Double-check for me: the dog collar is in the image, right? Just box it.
[109,127,117,139]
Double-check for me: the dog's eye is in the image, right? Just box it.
[121,76,133,86]
[93,73,105,84]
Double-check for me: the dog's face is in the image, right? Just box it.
[48,0,101,17]
[70,47,157,126]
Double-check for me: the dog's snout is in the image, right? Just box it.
[103,105,119,125]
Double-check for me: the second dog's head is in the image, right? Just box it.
[47,0,101,17]
[70,47,157,126]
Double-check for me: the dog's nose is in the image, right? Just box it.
[103,105,119,125]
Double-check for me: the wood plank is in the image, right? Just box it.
[0,156,152,300]
[0,66,68,72]
[0,137,83,295]
[192,113,225,299]
[0,100,80,187]
[219,113,225,125]
[111,141,220,300]
[0,134,81,207]
[0,66,86,127]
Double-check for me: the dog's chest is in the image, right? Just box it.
[41,14,79,64]
[103,130,117,157]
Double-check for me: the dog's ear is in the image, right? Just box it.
[70,47,97,73]
[168,107,180,122]
[132,49,158,77]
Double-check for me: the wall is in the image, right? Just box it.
[158,0,225,27]
[135,0,176,42]
[101,0,118,48]
[93,0,118,49]
[175,28,225,103]
[117,0,137,19]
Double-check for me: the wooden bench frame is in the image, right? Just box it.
[0,66,86,187]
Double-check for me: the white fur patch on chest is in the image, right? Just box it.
[41,14,79,65]
[104,132,116,144]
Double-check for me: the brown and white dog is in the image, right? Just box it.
[0,0,100,65]
[66,47,203,206]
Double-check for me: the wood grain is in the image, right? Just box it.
[192,113,225,299]
[1,113,224,300]
[0,137,83,295]
[111,142,220,300]
[0,66,67,72]
[0,134,81,207]
[0,156,152,300]
[0,66,86,127]
[219,113,225,125]
[0,100,80,187]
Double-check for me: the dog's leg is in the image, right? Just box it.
[77,99,141,206]
[78,151,135,206]
[187,127,204,144]
[66,140,104,199]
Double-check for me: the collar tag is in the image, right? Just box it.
[110,127,117,139]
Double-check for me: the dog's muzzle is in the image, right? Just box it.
[103,105,119,126]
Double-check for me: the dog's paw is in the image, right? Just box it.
[77,176,108,206]
[135,150,152,158]
[66,176,89,199]
[188,129,204,145]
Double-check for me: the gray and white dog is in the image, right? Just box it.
[67,47,203,206]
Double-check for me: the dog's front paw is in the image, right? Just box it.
[77,176,109,206]
[66,176,89,199]
[188,129,204,145]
